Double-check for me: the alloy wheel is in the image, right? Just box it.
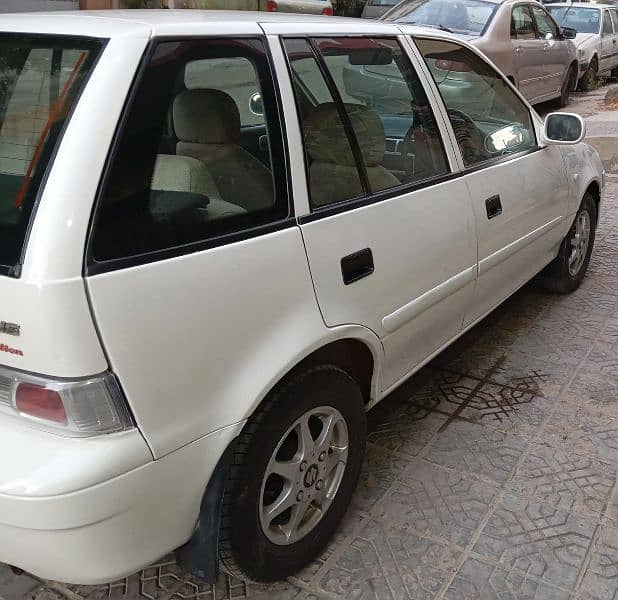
[568,209,591,276]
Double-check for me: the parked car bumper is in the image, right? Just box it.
[0,418,242,584]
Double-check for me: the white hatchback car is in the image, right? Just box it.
[0,9,604,586]
[547,2,618,90]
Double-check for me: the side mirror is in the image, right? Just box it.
[542,112,586,145]
[561,26,577,39]
[249,92,264,116]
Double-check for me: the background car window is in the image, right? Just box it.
[611,9,618,32]
[531,5,559,39]
[416,38,536,167]
[546,6,600,34]
[91,38,288,264]
[511,5,536,39]
[383,0,497,36]
[603,10,614,35]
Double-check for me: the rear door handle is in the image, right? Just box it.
[341,248,374,285]
[485,195,502,219]
[515,45,523,54]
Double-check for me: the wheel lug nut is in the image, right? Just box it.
[300,461,307,472]
[297,491,304,501]
[316,479,324,490]
[318,451,326,462]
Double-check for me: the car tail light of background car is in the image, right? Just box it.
[322,6,334,15]
[266,0,278,10]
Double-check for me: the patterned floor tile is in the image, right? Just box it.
[578,524,618,600]
[473,492,598,591]
[509,443,616,519]
[444,557,571,600]
[423,420,527,484]
[314,518,460,600]
[377,459,499,548]
[542,403,618,467]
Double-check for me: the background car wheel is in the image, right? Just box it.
[218,365,366,582]
[557,64,577,108]
[542,192,597,294]
[579,58,598,92]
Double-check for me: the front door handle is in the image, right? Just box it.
[485,195,502,219]
[341,248,374,285]
[515,45,523,54]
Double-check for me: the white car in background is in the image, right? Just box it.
[547,2,618,89]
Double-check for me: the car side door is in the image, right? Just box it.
[511,3,548,102]
[530,3,571,99]
[415,37,570,326]
[274,33,477,392]
[611,8,618,72]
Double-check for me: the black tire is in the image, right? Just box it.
[557,64,576,108]
[218,365,366,582]
[579,57,598,92]
[542,192,597,294]
[611,66,618,80]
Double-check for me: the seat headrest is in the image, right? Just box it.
[305,103,386,167]
[173,89,241,145]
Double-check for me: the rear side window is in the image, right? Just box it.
[603,10,614,35]
[0,34,102,276]
[284,37,448,210]
[611,9,618,32]
[511,5,536,39]
[90,38,289,267]
[416,38,536,167]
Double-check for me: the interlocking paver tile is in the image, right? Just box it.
[443,557,571,599]
[423,420,527,483]
[578,524,618,600]
[377,458,498,547]
[509,443,616,519]
[314,518,460,600]
[542,402,618,467]
[473,491,597,591]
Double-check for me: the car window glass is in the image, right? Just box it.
[91,38,288,265]
[185,57,265,127]
[0,35,101,274]
[298,37,449,207]
[531,5,559,39]
[611,9,618,32]
[511,5,536,39]
[547,6,600,34]
[284,38,363,208]
[416,38,536,167]
[603,10,614,35]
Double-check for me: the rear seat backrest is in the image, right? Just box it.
[173,89,274,212]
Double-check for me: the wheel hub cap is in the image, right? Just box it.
[259,406,349,546]
[568,209,591,276]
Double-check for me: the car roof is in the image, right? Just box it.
[0,9,409,38]
[545,2,613,7]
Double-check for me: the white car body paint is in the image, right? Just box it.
[0,10,604,584]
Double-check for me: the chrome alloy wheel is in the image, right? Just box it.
[569,210,591,276]
[259,406,349,546]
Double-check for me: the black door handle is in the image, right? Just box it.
[485,194,502,219]
[341,248,374,285]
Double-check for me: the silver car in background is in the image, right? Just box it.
[260,0,333,13]
[382,0,579,106]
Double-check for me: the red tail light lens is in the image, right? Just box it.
[16,383,67,424]
[266,0,278,10]
[322,6,334,15]
[435,59,471,72]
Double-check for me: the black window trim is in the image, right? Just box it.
[84,34,294,276]
[280,34,452,219]
[411,34,540,171]
[0,32,108,279]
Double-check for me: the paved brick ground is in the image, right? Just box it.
[0,179,614,600]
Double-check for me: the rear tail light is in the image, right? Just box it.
[266,0,278,10]
[0,366,132,436]
[322,6,334,15]
[435,59,471,72]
